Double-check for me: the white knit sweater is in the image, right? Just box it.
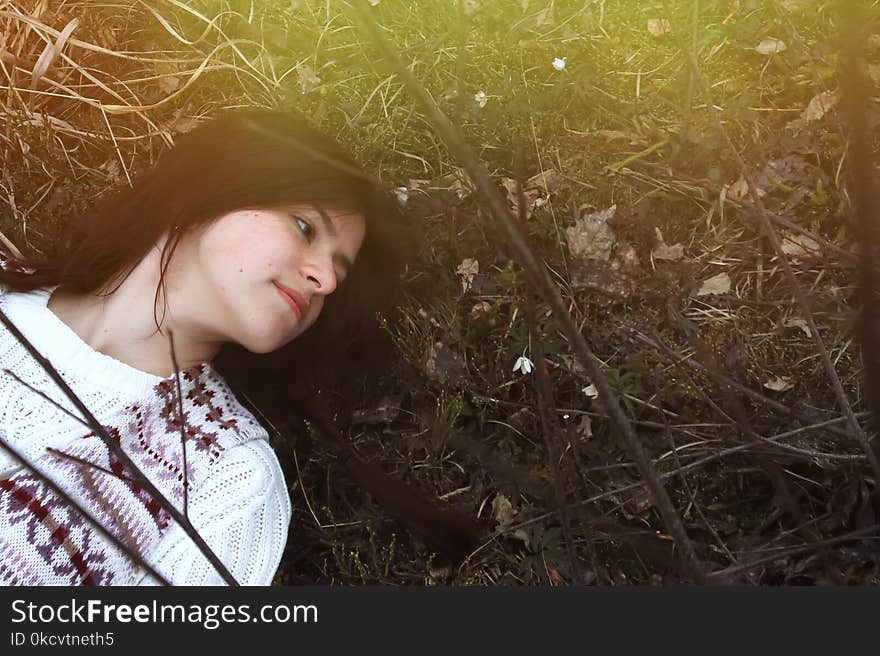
[0,282,292,586]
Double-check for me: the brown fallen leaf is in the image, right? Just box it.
[801,90,838,123]
[696,272,731,296]
[780,233,820,261]
[455,257,479,293]
[492,494,517,528]
[727,176,751,201]
[764,376,794,392]
[547,566,567,586]
[783,316,812,338]
[652,227,685,261]
[565,205,617,261]
[756,37,787,55]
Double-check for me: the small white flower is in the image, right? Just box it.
[394,186,409,204]
[474,90,488,108]
[552,57,566,71]
[582,383,598,399]
[513,356,534,375]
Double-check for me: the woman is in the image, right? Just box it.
[0,108,410,585]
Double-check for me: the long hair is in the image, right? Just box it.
[0,107,410,419]
[0,108,482,562]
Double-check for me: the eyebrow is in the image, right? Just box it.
[313,206,354,279]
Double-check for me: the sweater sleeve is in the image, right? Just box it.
[136,439,292,586]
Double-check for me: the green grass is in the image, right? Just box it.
[4,0,875,585]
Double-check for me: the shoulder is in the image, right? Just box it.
[200,439,290,508]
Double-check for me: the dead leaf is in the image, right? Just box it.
[470,300,493,322]
[764,376,794,392]
[781,233,820,261]
[801,90,838,123]
[783,316,812,338]
[492,494,517,527]
[157,76,180,94]
[525,169,561,194]
[727,176,751,201]
[547,566,567,586]
[455,257,479,293]
[756,37,787,55]
[786,90,839,137]
[696,272,731,296]
[652,227,685,261]
[501,178,541,220]
[565,205,617,261]
[575,414,593,442]
[511,528,530,547]
[647,18,671,36]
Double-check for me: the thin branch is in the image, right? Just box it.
[685,47,880,484]
[705,524,880,582]
[631,330,860,442]
[46,446,139,484]
[0,306,239,585]
[350,2,707,583]
[167,328,189,518]
[0,436,171,585]
[515,171,583,584]
[509,414,865,535]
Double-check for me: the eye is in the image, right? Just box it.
[291,215,315,241]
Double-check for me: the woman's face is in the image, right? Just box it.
[177,203,366,354]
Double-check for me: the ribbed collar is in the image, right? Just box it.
[1,286,214,398]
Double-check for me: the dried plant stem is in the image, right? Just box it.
[0,438,171,585]
[686,50,880,484]
[510,414,861,536]
[167,329,189,518]
[352,4,707,583]
[516,172,583,583]
[631,331,859,442]
[0,307,239,585]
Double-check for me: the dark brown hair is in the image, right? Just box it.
[0,108,482,562]
[0,107,413,424]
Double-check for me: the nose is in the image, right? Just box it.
[302,254,337,296]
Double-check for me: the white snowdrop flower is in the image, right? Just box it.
[582,383,598,399]
[474,90,488,108]
[394,186,409,204]
[552,57,566,71]
[513,356,534,375]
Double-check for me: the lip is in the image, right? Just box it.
[274,282,308,320]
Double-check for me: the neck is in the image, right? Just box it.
[46,239,223,378]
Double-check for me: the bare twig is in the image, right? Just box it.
[685,47,880,484]
[705,524,880,582]
[509,414,866,535]
[839,4,880,454]
[630,330,861,442]
[515,171,583,584]
[0,437,171,585]
[46,446,139,484]
[0,306,239,585]
[351,3,707,583]
[167,328,189,518]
